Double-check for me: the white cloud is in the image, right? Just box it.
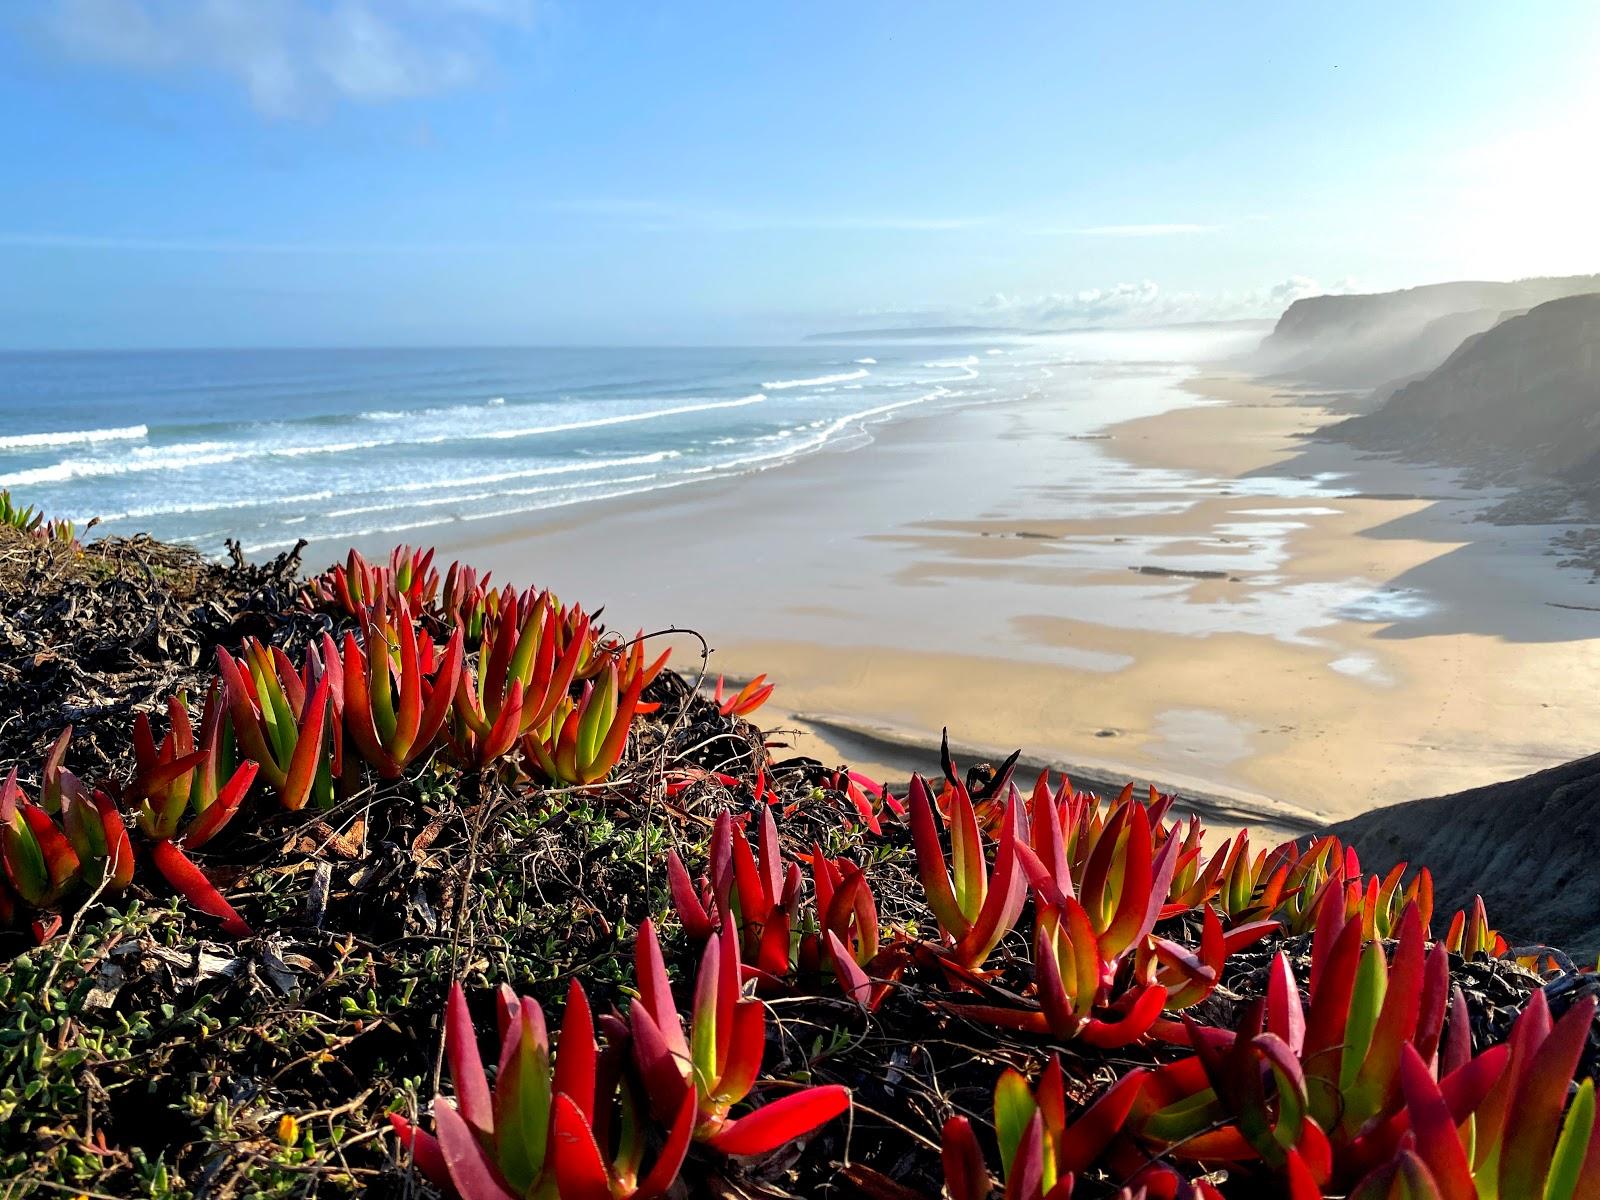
[970,275,1358,328]
[42,0,533,117]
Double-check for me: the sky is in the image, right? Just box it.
[1,0,1598,348]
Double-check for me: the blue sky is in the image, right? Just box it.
[1,0,1597,347]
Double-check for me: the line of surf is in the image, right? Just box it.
[0,396,763,488]
[0,424,148,451]
[761,369,869,390]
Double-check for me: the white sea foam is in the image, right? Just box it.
[761,369,869,390]
[238,474,696,555]
[381,450,680,494]
[323,472,662,519]
[236,385,960,556]
[95,490,336,524]
[922,355,979,368]
[701,387,951,473]
[0,424,148,451]
[853,357,877,365]
[360,395,514,422]
[461,393,764,440]
[0,395,763,488]
[130,440,230,459]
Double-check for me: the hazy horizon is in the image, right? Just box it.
[3,2,1600,349]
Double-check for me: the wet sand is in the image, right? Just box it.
[322,365,1600,835]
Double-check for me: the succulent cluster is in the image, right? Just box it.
[0,545,683,940]
[0,488,81,550]
[647,753,1594,1199]
[1,528,1594,1200]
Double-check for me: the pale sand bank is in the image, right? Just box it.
[319,365,1600,834]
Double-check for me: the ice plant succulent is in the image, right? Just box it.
[712,673,774,718]
[441,560,496,647]
[1199,830,1297,926]
[522,657,645,787]
[1346,990,1600,1200]
[130,737,261,938]
[451,588,591,768]
[0,488,44,535]
[342,599,465,779]
[907,774,1029,970]
[803,843,887,1006]
[1128,897,1472,1188]
[388,979,630,1200]
[1,768,85,911]
[628,919,850,1155]
[608,632,671,694]
[215,641,336,810]
[942,1056,1148,1200]
[312,545,439,620]
[129,683,267,936]
[666,808,803,983]
[6,728,136,904]
[1441,895,1507,958]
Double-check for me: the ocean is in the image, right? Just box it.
[0,331,1258,558]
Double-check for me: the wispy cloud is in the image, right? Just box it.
[1031,222,1219,237]
[37,0,534,118]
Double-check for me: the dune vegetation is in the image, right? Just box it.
[1,496,1597,1200]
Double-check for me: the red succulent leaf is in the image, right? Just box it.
[433,1097,517,1200]
[941,1115,992,1200]
[629,999,692,1121]
[148,839,251,937]
[635,919,689,1059]
[445,981,495,1139]
[1078,985,1166,1049]
[552,979,597,1122]
[182,761,260,850]
[908,775,966,939]
[278,674,331,812]
[549,1094,615,1200]
[667,850,716,942]
[826,930,874,1007]
[1499,993,1598,1198]
[953,790,1028,969]
[1057,1066,1147,1175]
[388,1113,451,1192]
[1004,1111,1047,1200]
[1264,952,1306,1056]
[1396,1043,1475,1200]
[705,1084,850,1157]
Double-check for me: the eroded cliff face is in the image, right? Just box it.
[1253,275,1600,389]
[1328,751,1600,959]
[1329,292,1600,481]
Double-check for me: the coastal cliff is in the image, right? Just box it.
[1252,274,1600,390]
[1328,292,1600,484]
[1327,752,1600,959]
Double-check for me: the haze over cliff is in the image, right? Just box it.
[1251,275,1600,393]
[1329,292,1600,485]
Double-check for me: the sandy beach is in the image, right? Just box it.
[321,362,1600,836]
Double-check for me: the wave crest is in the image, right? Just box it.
[0,424,148,451]
[761,369,869,390]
